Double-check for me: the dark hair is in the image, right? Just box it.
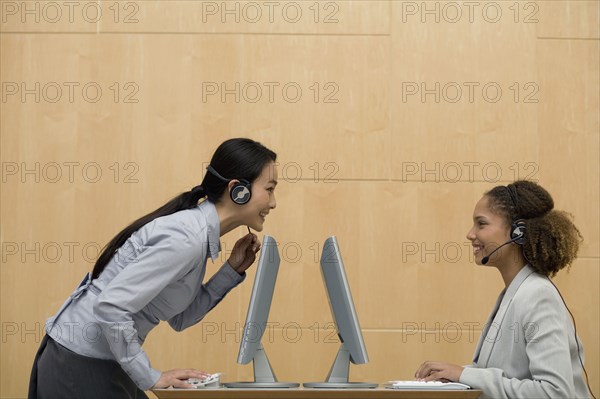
[91,138,277,279]
[485,180,583,277]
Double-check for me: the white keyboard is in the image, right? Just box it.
[386,381,471,390]
[183,373,222,389]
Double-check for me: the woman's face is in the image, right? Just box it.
[466,195,512,266]
[239,161,278,231]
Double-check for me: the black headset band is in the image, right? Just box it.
[206,165,252,205]
[206,165,249,184]
[506,184,519,210]
[206,165,229,182]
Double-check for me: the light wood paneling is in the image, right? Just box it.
[538,1,600,39]
[99,0,391,35]
[0,0,98,32]
[390,1,539,182]
[537,39,600,257]
[1,34,391,181]
[1,0,391,34]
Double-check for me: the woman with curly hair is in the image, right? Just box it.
[415,180,593,399]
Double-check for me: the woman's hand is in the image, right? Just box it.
[414,361,464,382]
[228,233,260,275]
[151,368,211,389]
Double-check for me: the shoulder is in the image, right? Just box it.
[513,272,565,318]
[516,272,558,300]
[138,209,209,252]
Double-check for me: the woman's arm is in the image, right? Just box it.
[168,234,258,331]
[167,261,244,331]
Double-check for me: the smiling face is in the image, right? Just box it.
[237,161,278,231]
[466,195,513,266]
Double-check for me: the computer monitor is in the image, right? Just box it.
[304,236,377,388]
[224,235,299,388]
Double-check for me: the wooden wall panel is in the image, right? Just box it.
[538,1,600,39]
[1,34,391,181]
[537,39,600,258]
[390,1,539,181]
[1,0,391,35]
[0,0,98,32]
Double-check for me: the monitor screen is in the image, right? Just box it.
[237,235,280,364]
[303,236,376,388]
[320,236,369,364]
[225,235,299,388]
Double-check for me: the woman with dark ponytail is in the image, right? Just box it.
[415,180,593,399]
[29,138,279,398]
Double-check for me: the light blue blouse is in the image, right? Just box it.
[45,200,245,390]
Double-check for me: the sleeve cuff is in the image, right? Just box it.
[121,350,163,391]
[206,262,246,297]
[145,368,162,391]
[458,366,479,387]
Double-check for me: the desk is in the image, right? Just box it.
[153,387,482,399]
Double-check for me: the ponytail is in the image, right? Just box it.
[91,186,207,279]
[523,210,583,277]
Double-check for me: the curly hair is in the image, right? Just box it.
[485,180,583,277]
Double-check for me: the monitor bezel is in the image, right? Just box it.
[237,235,280,364]
[320,236,369,364]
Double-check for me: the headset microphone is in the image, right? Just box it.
[481,219,527,265]
[481,235,523,265]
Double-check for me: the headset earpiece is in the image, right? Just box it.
[511,219,527,245]
[229,179,252,205]
[207,165,252,205]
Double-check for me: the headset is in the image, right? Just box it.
[482,185,596,398]
[482,184,527,264]
[481,219,526,265]
[481,219,527,265]
[506,184,527,244]
[206,165,252,205]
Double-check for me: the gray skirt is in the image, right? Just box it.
[28,335,149,399]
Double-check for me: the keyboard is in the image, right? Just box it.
[181,373,222,389]
[386,381,471,390]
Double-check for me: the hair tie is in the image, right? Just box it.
[191,185,204,195]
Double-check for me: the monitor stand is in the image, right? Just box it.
[224,343,299,388]
[303,343,378,388]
